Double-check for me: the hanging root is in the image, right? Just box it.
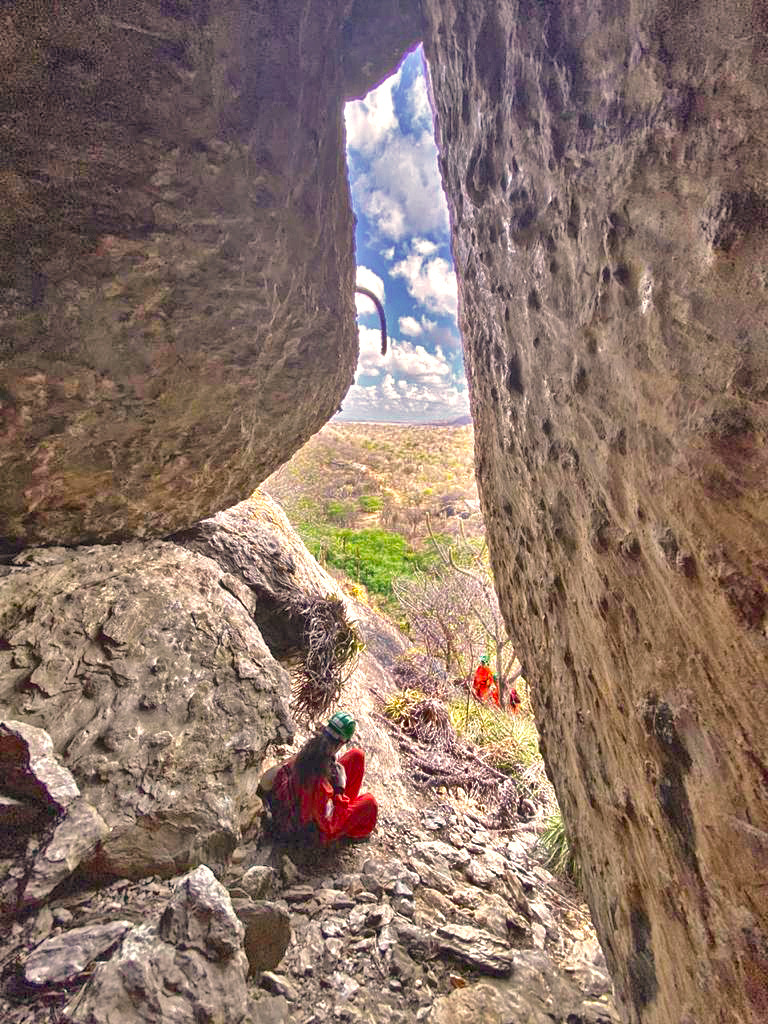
[355,286,388,355]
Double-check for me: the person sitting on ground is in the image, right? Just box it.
[473,654,500,707]
[257,711,378,844]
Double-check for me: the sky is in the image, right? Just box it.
[340,47,470,424]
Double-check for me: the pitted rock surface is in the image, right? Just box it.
[0,540,293,879]
[0,1,413,549]
[422,3,768,1022]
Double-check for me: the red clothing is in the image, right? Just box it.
[473,665,499,706]
[273,749,377,843]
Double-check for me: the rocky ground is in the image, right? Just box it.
[0,495,619,1023]
[1,773,618,1024]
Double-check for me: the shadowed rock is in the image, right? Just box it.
[0,4,343,548]
[422,1,768,1021]
[0,720,80,812]
[0,541,294,879]
[22,798,110,910]
[63,866,250,1024]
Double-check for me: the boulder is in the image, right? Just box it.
[0,540,293,879]
[24,921,133,988]
[230,898,292,975]
[423,2,768,1021]
[0,0,362,550]
[62,866,250,1024]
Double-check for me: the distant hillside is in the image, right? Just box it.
[426,413,473,427]
[263,420,483,551]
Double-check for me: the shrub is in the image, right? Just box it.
[447,696,554,805]
[325,499,353,524]
[358,495,383,513]
[384,689,455,750]
[383,688,426,723]
[538,806,581,886]
[298,524,435,605]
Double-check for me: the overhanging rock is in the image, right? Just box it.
[1,0,398,549]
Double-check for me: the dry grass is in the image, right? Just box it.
[264,420,483,548]
[285,593,363,723]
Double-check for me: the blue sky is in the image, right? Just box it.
[340,48,470,424]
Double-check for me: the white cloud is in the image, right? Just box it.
[382,247,395,261]
[399,316,422,336]
[345,324,469,422]
[412,237,438,257]
[398,313,439,337]
[340,372,469,424]
[345,69,402,155]
[409,72,432,130]
[355,266,385,316]
[391,245,458,318]
[352,130,450,242]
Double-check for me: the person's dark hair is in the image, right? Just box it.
[293,730,338,789]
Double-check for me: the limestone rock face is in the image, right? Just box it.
[62,866,251,1024]
[423,3,767,1023]
[0,719,81,811]
[0,540,294,878]
[0,0,364,550]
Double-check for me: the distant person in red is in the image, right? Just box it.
[473,654,500,707]
[508,685,522,714]
[258,712,377,844]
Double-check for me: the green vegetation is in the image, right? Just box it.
[383,688,427,724]
[358,495,383,513]
[264,421,482,551]
[447,696,537,763]
[298,523,435,608]
[265,422,558,862]
[538,806,581,887]
[324,499,353,524]
[446,695,552,806]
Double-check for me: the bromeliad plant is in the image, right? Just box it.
[538,805,582,887]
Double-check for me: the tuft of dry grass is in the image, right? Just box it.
[383,689,456,751]
[286,593,363,722]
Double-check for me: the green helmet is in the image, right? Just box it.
[480,654,490,666]
[325,711,356,743]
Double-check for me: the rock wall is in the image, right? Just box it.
[422,3,767,1023]
[0,537,295,880]
[0,0,417,550]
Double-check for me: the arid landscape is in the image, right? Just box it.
[264,419,483,547]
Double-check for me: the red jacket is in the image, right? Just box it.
[473,664,499,706]
[271,750,377,843]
